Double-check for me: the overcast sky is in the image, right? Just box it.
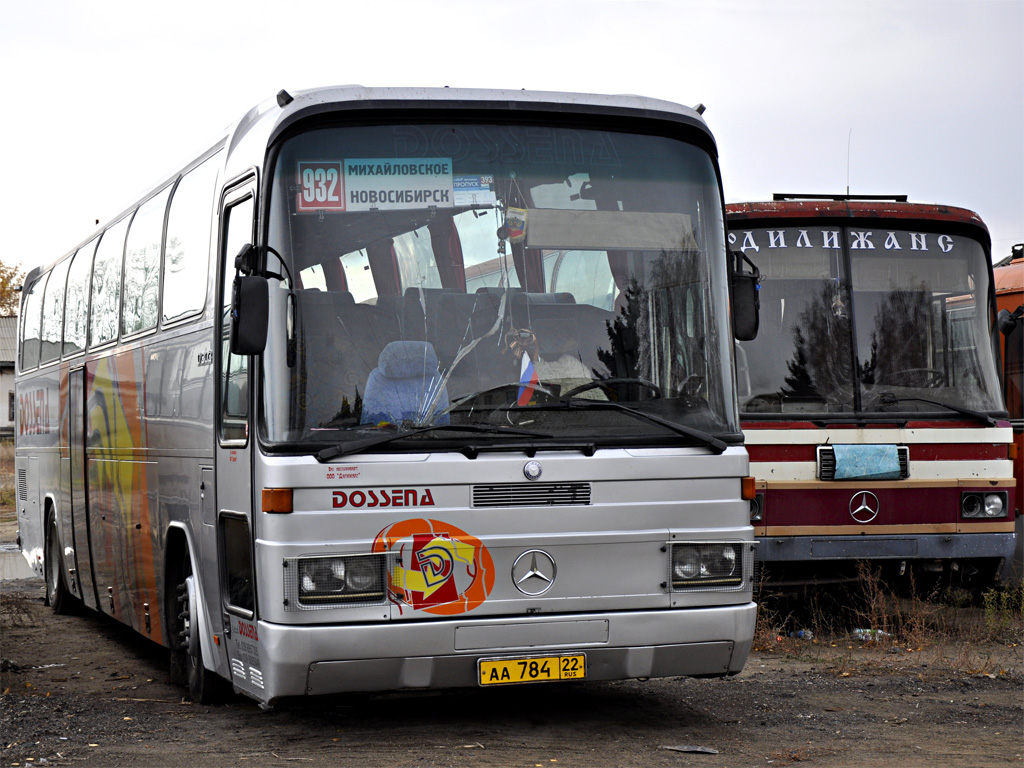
[2,0,1021,281]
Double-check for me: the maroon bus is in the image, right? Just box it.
[727,194,1016,591]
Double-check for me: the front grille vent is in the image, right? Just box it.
[817,446,909,480]
[473,482,591,508]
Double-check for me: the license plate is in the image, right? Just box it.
[478,653,586,686]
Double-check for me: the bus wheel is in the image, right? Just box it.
[44,518,71,614]
[171,555,227,704]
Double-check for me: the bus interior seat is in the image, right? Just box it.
[509,293,614,378]
[432,291,511,396]
[294,290,401,428]
[361,340,450,425]
[401,287,454,341]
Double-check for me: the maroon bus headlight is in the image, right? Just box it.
[961,492,1008,519]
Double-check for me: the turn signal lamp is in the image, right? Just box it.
[741,476,756,501]
[263,488,293,513]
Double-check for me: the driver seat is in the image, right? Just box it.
[360,341,450,426]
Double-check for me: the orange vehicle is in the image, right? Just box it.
[994,243,1023,580]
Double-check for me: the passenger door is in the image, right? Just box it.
[213,176,263,697]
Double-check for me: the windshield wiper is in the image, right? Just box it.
[549,397,729,454]
[317,423,553,462]
[876,393,998,427]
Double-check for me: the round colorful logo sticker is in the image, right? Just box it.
[372,519,495,615]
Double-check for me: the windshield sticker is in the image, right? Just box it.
[453,175,497,206]
[373,518,495,615]
[298,158,454,213]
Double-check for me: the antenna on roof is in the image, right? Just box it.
[693,103,706,115]
[277,89,294,108]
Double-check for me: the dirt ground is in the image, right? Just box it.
[2,570,1022,768]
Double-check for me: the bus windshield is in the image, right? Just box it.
[732,226,1004,416]
[263,123,737,449]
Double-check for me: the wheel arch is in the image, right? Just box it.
[162,522,219,674]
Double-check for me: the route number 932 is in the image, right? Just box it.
[297,162,343,212]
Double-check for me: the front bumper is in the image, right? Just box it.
[250,603,757,704]
[756,532,1017,563]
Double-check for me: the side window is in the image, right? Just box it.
[123,186,171,336]
[90,216,131,348]
[64,240,97,356]
[339,250,380,303]
[39,258,70,365]
[19,273,47,370]
[393,225,442,291]
[220,193,255,443]
[163,153,221,324]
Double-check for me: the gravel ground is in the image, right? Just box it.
[2,574,1022,767]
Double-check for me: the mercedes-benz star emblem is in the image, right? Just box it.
[849,490,880,524]
[512,549,556,596]
[523,460,542,481]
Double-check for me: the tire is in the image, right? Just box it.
[44,519,72,615]
[170,552,228,704]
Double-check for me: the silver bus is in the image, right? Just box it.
[16,86,760,708]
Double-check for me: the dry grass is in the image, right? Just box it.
[0,438,14,531]
[754,565,1024,677]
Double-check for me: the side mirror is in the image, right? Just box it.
[230,275,269,355]
[730,251,760,341]
[997,307,1021,336]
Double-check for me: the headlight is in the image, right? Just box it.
[961,492,1008,519]
[984,494,1005,517]
[290,554,388,607]
[702,544,737,578]
[670,542,747,590]
[673,546,701,580]
[750,493,764,523]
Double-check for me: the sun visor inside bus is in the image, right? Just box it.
[832,444,902,481]
[525,210,696,251]
[851,257,971,292]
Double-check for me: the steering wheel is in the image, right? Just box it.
[562,377,663,400]
[892,368,947,388]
